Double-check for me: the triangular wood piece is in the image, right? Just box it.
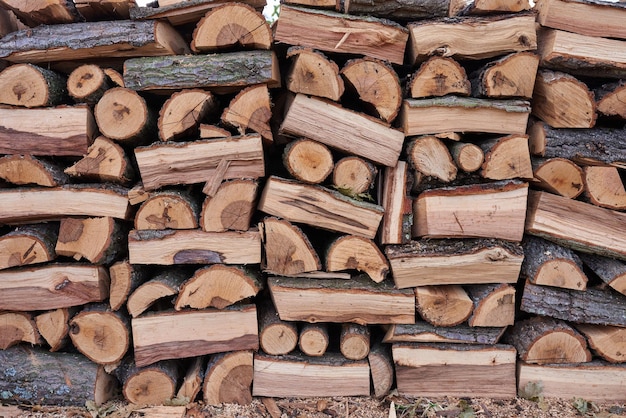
[109,260,147,312]
[470,52,539,99]
[64,136,135,185]
[596,81,626,119]
[35,308,72,352]
[158,89,218,141]
[0,312,40,350]
[221,84,273,142]
[407,135,457,182]
[262,217,321,276]
[135,190,200,231]
[0,155,68,187]
[200,179,259,232]
[285,47,344,102]
[407,56,470,98]
[199,124,231,139]
[0,0,81,26]
[532,157,584,199]
[584,166,626,210]
[579,253,626,297]
[326,235,388,283]
[0,63,67,107]
[56,217,125,264]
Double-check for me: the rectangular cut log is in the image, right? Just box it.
[268,275,415,325]
[0,186,130,224]
[280,94,405,167]
[378,160,412,245]
[538,28,626,79]
[385,239,524,288]
[128,229,261,265]
[399,97,530,136]
[123,51,280,92]
[413,180,529,241]
[406,14,537,64]
[74,0,133,20]
[0,20,189,64]
[384,323,506,345]
[526,190,626,260]
[536,0,626,40]
[518,361,626,402]
[253,353,370,397]
[132,305,259,367]
[273,5,408,65]
[0,264,109,311]
[393,343,517,398]
[134,135,265,191]
[258,176,384,239]
[131,0,266,26]
[0,106,96,156]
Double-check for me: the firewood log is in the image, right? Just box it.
[135,190,200,231]
[74,0,132,20]
[407,56,470,98]
[340,323,370,360]
[0,311,40,350]
[595,80,626,119]
[109,260,148,312]
[67,64,111,104]
[221,84,273,142]
[200,179,258,232]
[177,357,204,402]
[0,63,67,107]
[479,134,532,180]
[56,217,126,264]
[522,236,587,291]
[203,351,254,405]
[415,285,473,327]
[378,160,411,245]
[34,308,74,352]
[325,235,389,283]
[343,0,451,18]
[0,224,58,270]
[466,284,516,327]
[450,0,531,15]
[258,300,298,356]
[0,155,68,187]
[579,253,626,297]
[531,157,584,199]
[469,52,539,99]
[383,322,506,345]
[576,324,626,363]
[114,358,180,405]
[64,136,135,185]
[0,7,21,38]
[127,269,188,318]
[283,139,334,184]
[449,142,484,173]
[158,89,218,142]
[95,87,157,145]
[285,47,344,101]
[407,135,457,182]
[261,217,321,275]
[332,157,377,195]
[583,166,626,210]
[367,342,393,398]
[0,0,81,26]
[130,0,266,26]
[298,323,330,357]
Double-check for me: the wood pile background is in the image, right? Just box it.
[1,0,626,408]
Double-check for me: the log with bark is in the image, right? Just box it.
[595,80,626,119]
[342,0,451,19]
[0,311,40,350]
[268,275,415,325]
[579,253,626,297]
[0,63,67,107]
[258,299,299,356]
[576,324,626,363]
[64,136,135,185]
[407,56,471,98]
[135,190,200,231]
[406,135,457,182]
[470,52,539,99]
[131,305,259,367]
[285,47,343,102]
[35,308,74,352]
[340,323,370,361]
[0,0,81,26]
[261,217,321,276]
[415,285,473,327]
[325,235,389,283]
[367,342,394,398]
[67,64,112,104]
[126,269,188,318]
[449,142,484,173]
[383,322,506,345]
[0,224,58,270]
[55,217,126,264]
[449,0,531,15]
[283,139,334,184]
[221,84,273,142]
[200,179,259,232]
[332,157,377,196]
[0,155,68,187]
[158,89,217,142]
[479,134,532,180]
[299,323,330,357]
[109,260,148,312]
[583,166,626,210]
[203,351,254,405]
[114,358,180,405]
[378,160,412,245]
[74,0,133,20]
[531,157,584,199]
[466,283,516,327]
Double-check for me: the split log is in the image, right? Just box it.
[340,57,401,123]
[109,260,148,312]
[0,312,40,350]
[383,322,506,344]
[135,190,199,231]
[199,124,231,139]
[378,160,411,245]
[400,97,531,136]
[0,0,81,26]
[535,0,626,40]
[466,284,516,327]
[0,155,68,187]
[298,323,330,357]
[64,136,135,185]
[131,305,259,367]
[0,8,21,38]
[95,87,156,145]
[413,180,529,241]
[177,357,204,402]
[532,157,584,199]
[158,89,218,142]
[0,63,67,107]
[285,47,344,102]
[532,70,596,128]
[579,253,626,297]
[449,0,531,15]
[258,176,385,239]
[470,52,539,99]
[69,304,130,365]
[55,217,126,264]
[0,20,190,64]
[367,342,394,398]
[479,134,533,180]
[576,324,626,363]
[0,264,109,311]
[385,239,524,288]
[67,64,111,104]
[130,0,266,26]
[268,275,415,325]
[128,183,150,206]
[0,224,58,270]
[221,84,273,142]
[522,236,587,291]
[407,135,457,182]
[114,358,180,405]
[283,139,334,184]
[104,68,124,87]
[253,352,370,397]
[449,142,483,173]
[74,0,133,20]
[191,3,271,52]
[538,28,626,79]
[406,14,537,64]
[35,308,73,352]
[407,56,471,98]
[127,269,188,318]
[284,0,335,7]
[0,346,118,406]
[325,235,389,283]
[415,285,473,327]
[525,190,626,260]
[258,300,298,356]
[517,361,626,402]
[134,134,265,191]
[596,80,626,119]
[584,166,626,210]
[342,0,449,19]
[332,157,377,195]
[261,217,321,276]
[521,282,626,327]
[273,5,408,65]
[200,179,259,232]
[340,323,370,360]
[123,50,280,93]
[203,351,254,406]
[175,265,262,310]
[128,229,261,265]
[393,343,517,398]
[0,105,96,157]
[280,93,405,167]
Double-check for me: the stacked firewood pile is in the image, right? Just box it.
[0,0,625,409]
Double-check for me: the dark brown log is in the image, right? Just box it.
[67,64,111,104]
[584,166,626,210]
[299,323,330,357]
[415,285,473,327]
[579,253,626,297]
[0,155,68,187]
[158,89,217,142]
[177,357,204,402]
[0,224,58,271]
[135,189,200,231]
[0,311,40,350]
[340,323,370,360]
[0,63,67,107]
[504,316,591,364]
[378,160,412,245]
[283,139,334,184]
[367,342,394,398]
[407,135,457,182]
[343,0,449,19]
[64,136,135,185]
[531,157,584,199]
[383,322,506,344]
[258,299,298,356]
[466,284,516,327]
[595,80,626,119]
[55,216,126,264]
[127,269,188,318]
[221,84,273,142]
[261,217,321,276]
[522,236,587,291]
[74,0,132,20]
[0,7,21,38]
[576,324,626,363]
[285,47,344,101]
[326,235,389,283]
[114,358,180,405]
[200,179,259,232]
[203,351,254,406]
[470,52,539,99]
[0,346,118,406]
[450,0,531,15]
[407,56,471,98]
[109,260,148,312]
[0,0,81,26]
[521,282,626,327]
[34,308,73,352]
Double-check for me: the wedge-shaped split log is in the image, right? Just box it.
[127,269,188,318]
[470,52,539,99]
[479,134,532,180]
[368,342,394,398]
[393,343,517,398]
[408,56,470,98]
[56,217,126,265]
[158,89,217,142]
[522,236,587,291]
[0,312,40,350]
[584,166,626,210]
[35,308,72,352]
[0,155,68,187]
[0,0,81,26]
[132,305,259,367]
[0,63,67,107]
[268,275,415,325]
[579,253,626,297]
[576,324,626,364]
[221,84,273,142]
[114,358,180,405]
[261,217,321,276]
[128,229,261,265]
[109,260,148,312]
[135,190,200,231]
[467,284,516,327]
[415,285,473,327]
[203,351,254,406]
[386,239,523,288]
[0,224,58,270]
[384,322,506,345]
[201,179,258,232]
[285,47,344,101]
[65,136,135,185]
[596,80,626,119]
[253,352,370,397]
[531,157,584,199]
[326,235,388,283]
[407,135,457,182]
